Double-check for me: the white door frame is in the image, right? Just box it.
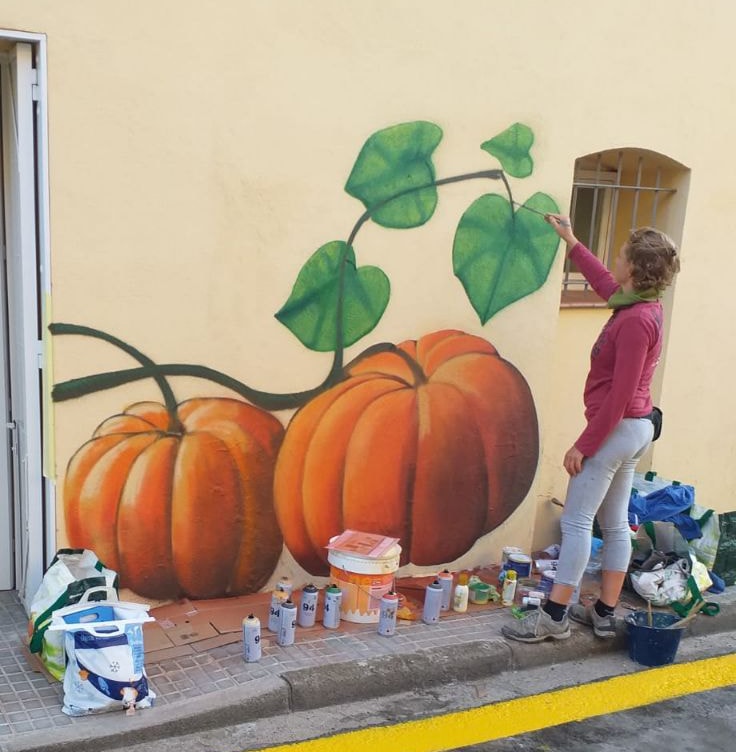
[0,28,53,609]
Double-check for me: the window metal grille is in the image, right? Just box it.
[562,150,678,300]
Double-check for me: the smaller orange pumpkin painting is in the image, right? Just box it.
[274,329,539,575]
[64,398,284,600]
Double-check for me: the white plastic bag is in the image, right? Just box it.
[630,554,711,606]
[688,503,721,570]
[28,549,118,680]
[49,600,155,716]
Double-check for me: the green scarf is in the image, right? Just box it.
[607,287,661,309]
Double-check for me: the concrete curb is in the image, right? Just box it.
[5,588,735,752]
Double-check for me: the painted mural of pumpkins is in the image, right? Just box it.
[274,329,539,575]
[64,398,284,599]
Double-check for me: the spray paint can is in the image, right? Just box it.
[422,579,444,625]
[298,583,319,628]
[276,575,294,598]
[377,591,399,637]
[277,599,297,646]
[242,613,261,663]
[438,570,454,612]
[268,589,288,633]
[452,573,469,613]
[501,569,518,606]
[322,584,342,629]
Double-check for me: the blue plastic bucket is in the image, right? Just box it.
[625,611,683,667]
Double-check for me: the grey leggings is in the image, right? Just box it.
[555,418,654,587]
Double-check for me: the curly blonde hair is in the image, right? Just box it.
[625,227,680,292]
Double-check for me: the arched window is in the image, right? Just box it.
[561,148,689,306]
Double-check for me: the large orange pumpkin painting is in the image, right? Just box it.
[274,329,539,575]
[64,398,284,599]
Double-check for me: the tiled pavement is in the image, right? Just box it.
[0,588,508,739]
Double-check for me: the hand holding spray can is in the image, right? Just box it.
[268,590,288,632]
[422,579,444,624]
[378,591,399,636]
[278,599,297,646]
[438,570,454,611]
[322,584,342,629]
[242,614,261,662]
[298,583,318,628]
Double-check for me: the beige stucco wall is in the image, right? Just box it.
[3,1,736,588]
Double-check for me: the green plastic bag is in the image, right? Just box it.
[28,549,118,680]
[713,512,736,586]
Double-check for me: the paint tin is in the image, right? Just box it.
[540,569,557,594]
[377,591,399,637]
[501,546,523,565]
[438,570,454,611]
[422,580,444,625]
[298,583,318,628]
[522,596,542,608]
[323,584,343,629]
[469,582,491,605]
[242,614,261,663]
[268,589,288,633]
[507,553,532,578]
[277,599,297,646]
[276,576,294,598]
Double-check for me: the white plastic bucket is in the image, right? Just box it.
[327,545,401,623]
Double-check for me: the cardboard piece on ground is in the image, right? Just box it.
[165,613,219,646]
[143,621,177,652]
[145,644,195,663]
[188,632,242,652]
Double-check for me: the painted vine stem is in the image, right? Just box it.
[51,122,561,411]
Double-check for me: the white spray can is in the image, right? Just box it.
[323,584,342,629]
[438,570,454,611]
[277,599,297,646]
[242,614,261,663]
[276,575,294,598]
[452,573,469,613]
[298,583,318,628]
[422,579,444,625]
[502,569,518,606]
[377,591,399,637]
[268,589,288,633]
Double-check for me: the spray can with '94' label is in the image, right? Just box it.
[438,570,454,611]
[422,579,444,624]
[268,590,288,633]
[298,584,318,628]
[277,599,297,646]
[242,614,261,662]
[377,591,399,636]
[322,584,342,629]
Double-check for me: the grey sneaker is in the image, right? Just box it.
[501,608,571,643]
[569,603,617,638]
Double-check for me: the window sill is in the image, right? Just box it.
[560,289,609,309]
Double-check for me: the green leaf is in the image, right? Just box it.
[453,192,560,323]
[481,123,534,178]
[275,241,390,352]
[345,121,443,229]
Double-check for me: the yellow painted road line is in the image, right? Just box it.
[254,653,736,752]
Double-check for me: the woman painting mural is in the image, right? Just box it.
[503,216,680,643]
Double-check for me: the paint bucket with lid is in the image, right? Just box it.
[501,546,523,565]
[327,544,402,623]
[506,553,532,578]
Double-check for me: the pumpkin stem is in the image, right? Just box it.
[49,323,183,433]
[49,328,401,411]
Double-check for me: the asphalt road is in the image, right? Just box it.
[457,686,736,752]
